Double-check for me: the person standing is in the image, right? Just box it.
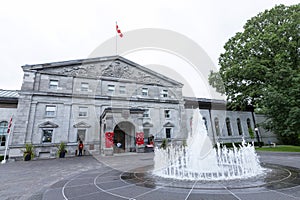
[78,140,84,156]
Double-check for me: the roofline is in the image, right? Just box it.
[21,55,183,87]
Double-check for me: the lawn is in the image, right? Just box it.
[255,145,300,152]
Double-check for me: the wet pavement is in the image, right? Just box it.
[0,152,299,200]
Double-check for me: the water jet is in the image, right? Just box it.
[153,109,264,180]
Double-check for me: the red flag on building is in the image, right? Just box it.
[136,132,144,145]
[105,132,114,148]
[7,117,12,134]
[116,22,123,37]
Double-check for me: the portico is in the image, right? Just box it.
[100,107,145,155]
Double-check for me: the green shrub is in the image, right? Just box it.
[182,139,187,147]
[57,142,67,158]
[248,128,255,139]
[160,139,168,149]
[23,143,34,161]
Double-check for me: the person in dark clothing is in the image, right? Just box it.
[78,140,84,156]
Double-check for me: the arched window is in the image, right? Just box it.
[214,118,220,136]
[247,118,251,129]
[0,121,8,146]
[237,118,243,135]
[226,118,232,136]
[202,117,208,130]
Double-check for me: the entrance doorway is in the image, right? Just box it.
[113,122,135,153]
[113,128,125,153]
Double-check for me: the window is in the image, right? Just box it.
[42,130,53,143]
[143,109,150,118]
[162,89,168,97]
[81,82,89,91]
[119,86,126,94]
[49,80,58,89]
[0,121,8,135]
[247,118,251,129]
[45,105,56,116]
[0,135,6,146]
[79,107,88,117]
[214,118,220,136]
[142,88,148,96]
[164,110,170,118]
[237,118,243,135]
[226,118,232,136]
[0,121,8,146]
[166,128,171,138]
[108,85,115,93]
[202,117,208,130]
[77,130,86,142]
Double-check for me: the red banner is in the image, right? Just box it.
[105,132,114,148]
[136,132,144,145]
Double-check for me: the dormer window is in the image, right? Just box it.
[49,80,58,89]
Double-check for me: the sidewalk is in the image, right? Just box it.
[92,152,154,172]
[0,151,299,200]
[0,156,102,200]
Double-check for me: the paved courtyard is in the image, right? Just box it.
[0,151,299,200]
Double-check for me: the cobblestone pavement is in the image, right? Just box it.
[0,152,299,200]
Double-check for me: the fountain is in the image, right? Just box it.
[153,109,264,180]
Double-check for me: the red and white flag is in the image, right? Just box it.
[116,22,123,38]
[7,116,12,134]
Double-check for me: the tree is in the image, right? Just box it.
[209,4,300,144]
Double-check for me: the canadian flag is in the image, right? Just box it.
[116,22,123,38]
[7,117,12,134]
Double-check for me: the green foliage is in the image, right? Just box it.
[57,142,67,156]
[209,4,300,144]
[23,143,34,160]
[160,139,168,149]
[248,128,255,139]
[256,145,300,152]
[182,139,187,147]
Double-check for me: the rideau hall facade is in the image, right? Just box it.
[0,56,277,159]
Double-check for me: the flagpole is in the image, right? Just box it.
[1,115,13,164]
[115,21,118,55]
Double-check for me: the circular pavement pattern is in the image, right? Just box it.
[43,161,300,200]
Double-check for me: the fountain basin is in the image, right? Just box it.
[121,163,300,190]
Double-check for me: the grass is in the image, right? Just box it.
[255,145,300,152]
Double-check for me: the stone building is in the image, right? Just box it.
[9,56,187,158]
[0,56,277,159]
[0,90,18,154]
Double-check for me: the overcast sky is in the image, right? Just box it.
[0,0,298,96]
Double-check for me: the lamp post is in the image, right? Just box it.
[254,127,262,147]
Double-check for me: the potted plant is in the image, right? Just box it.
[23,143,34,161]
[57,142,67,158]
